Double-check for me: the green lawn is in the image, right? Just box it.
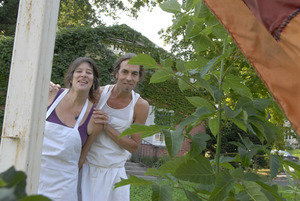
[130,180,300,201]
[130,181,197,201]
[288,149,300,158]
[130,185,190,201]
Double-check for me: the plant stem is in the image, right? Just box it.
[215,35,228,174]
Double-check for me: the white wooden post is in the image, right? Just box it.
[0,0,60,194]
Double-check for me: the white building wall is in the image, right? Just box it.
[143,105,166,146]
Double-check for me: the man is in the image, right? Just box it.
[79,53,149,201]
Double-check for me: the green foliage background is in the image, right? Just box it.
[0,24,195,134]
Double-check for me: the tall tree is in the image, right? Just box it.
[58,0,99,27]
[0,0,161,36]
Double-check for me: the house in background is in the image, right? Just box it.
[131,105,206,167]
[283,120,299,149]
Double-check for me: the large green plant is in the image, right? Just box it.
[116,0,300,200]
[0,166,50,201]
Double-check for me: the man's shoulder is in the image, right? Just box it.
[99,84,114,93]
[136,96,149,109]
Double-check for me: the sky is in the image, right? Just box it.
[103,6,173,52]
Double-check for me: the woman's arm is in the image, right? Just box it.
[78,110,106,169]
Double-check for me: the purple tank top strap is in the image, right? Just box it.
[46,88,94,146]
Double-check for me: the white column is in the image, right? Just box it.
[0,0,60,194]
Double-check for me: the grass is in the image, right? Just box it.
[288,149,300,158]
[130,180,197,201]
[130,183,300,201]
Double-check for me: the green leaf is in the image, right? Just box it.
[209,170,235,201]
[194,1,209,18]
[230,167,244,180]
[255,181,284,201]
[253,99,271,112]
[179,107,213,129]
[185,60,201,71]
[193,34,213,52]
[173,14,189,29]
[20,195,52,201]
[236,97,252,109]
[0,178,6,187]
[243,181,268,201]
[206,16,220,30]
[196,183,215,194]
[243,172,265,183]
[145,168,164,177]
[224,105,242,119]
[231,118,247,132]
[190,133,211,157]
[240,137,254,150]
[0,166,27,199]
[197,78,215,100]
[186,20,202,40]
[120,124,162,138]
[200,55,222,78]
[186,96,215,111]
[174,155,215,184]
[160,58,173,68]
[250,121,265,139]
[282,159,300,173]
[128,54,158,69]
[184,189,203,201]
[238,146,256,167]
[0,188,16,201]
[208,117,218,137]
[163,128,184,158]
[184,0,201,12]
[160,0,181,14]
[114,175,154,189]
[243,110,248,123]
[260,122,278,144]
[230,141,245,150]
[152,184,173,201]
[224,75,252,99]
[178,76,194,91]
[176,60,186,72]
[150,69,173,83]
[158,156,188,175]
[212,24,228,39]
[220,162,234,170]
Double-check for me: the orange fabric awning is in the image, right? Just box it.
[203,0,300,136]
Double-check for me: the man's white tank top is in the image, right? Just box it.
[85,85,140,167]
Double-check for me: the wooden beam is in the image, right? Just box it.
[0,0,60,194]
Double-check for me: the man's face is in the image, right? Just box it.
[115,59,140,93]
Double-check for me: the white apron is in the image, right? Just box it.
[80,85,140,201]
[38,89,88,201]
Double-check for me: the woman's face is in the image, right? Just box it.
[71,62,94,92]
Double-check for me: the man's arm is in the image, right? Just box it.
[96,98,149,153]
[48,82,60,106]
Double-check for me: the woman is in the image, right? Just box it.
[38,57,104,201]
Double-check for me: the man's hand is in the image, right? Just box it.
[93,108,109,126]
[49,81,61,92]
